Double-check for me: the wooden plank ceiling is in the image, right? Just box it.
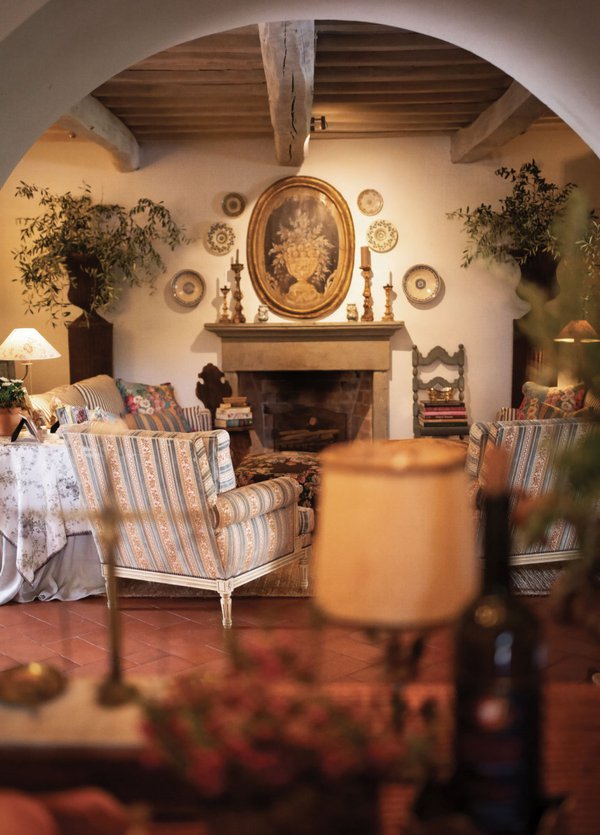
[47,21,560,163]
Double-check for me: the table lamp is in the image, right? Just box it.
[0,327,61,393]
[314,437,477,631]
[314,438,477,705]
[553,319,600,386]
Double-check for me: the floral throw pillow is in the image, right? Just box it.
[116,379,183,416]
[517,381,587,419]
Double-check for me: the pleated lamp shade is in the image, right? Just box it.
[313,438,478,630]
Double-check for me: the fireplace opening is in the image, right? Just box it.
[237,370,373,451]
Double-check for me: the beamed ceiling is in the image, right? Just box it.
[45,21,562,170]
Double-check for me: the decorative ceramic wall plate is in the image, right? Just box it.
[206,222,235,255]
[402,264,443,305]
[222,192,246,217]
[357,189,383,216]
[170,270,206,307]
[366,219,398,253]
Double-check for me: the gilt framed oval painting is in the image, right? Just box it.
[247,176,355,319]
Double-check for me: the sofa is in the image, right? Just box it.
[28,373,211,433]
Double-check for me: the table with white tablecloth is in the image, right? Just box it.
[0,436,104,603]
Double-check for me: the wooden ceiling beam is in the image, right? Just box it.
[259,20,315,166]
[315,79,511,95]
[316,49,489,67]
[55,94,140,172]
[451,80,549,163]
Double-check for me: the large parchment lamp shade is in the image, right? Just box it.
[314,438,478,630]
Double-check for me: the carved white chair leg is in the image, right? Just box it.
[102,568,116,610]
[299,551,310,590]
[219,590,233,629]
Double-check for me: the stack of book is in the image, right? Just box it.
[418,399,469,433]
[215,399,253,428]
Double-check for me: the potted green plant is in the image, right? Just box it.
[13,182,189,381]
[448,160,578,405]
[13,181,189,321]
[447,159,575,294]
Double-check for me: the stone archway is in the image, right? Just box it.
[1,0,600,186]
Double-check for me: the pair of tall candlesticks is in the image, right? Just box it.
[360,246,395,322]
[219,249,245,323]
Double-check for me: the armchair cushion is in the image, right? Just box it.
[124,406,191,433]
[213,477,301,527]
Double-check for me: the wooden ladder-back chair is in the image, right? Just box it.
[412,344,468,438]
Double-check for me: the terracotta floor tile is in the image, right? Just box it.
[0,632,62,664]
[46,636,111,666]
[1,595,596,688]
[124,654,196,677]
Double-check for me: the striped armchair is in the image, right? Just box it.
[466,418,597,566]
[63,428,313,627]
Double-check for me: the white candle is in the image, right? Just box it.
[389,271,393,287]
[360,246,371,269]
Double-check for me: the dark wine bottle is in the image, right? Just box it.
[453,487,544,834]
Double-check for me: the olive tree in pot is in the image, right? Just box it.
[13,182,189,383]
[448,160,576,405]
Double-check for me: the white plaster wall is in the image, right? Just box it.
[1,127,598,438]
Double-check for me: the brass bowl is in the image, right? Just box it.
[428,387,455,402]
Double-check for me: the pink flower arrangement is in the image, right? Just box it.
[141,633,407,802]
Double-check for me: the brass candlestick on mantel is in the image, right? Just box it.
[360,267,374,322]
[230,251,246,324]
[219,286,231,323]
[359,246,374,322]
[382,283,395,322]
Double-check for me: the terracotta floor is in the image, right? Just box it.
[0,594,597,686]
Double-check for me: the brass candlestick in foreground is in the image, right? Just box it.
[230,257,246,324]
[95,503,138,707]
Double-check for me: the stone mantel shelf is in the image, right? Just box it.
[205,322,404,341]
[205,323,401,439]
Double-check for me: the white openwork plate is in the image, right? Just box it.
[222,192,246,217]
[206,222,235,256]
[357,189,383,216]
[366,219,398,253]
[170,270,206,307]
[402,264,443,305]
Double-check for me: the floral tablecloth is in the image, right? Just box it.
[0,437,91,583]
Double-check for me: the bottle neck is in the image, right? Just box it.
[482,494,511,594]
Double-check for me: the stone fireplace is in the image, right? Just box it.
[205,322,403,448]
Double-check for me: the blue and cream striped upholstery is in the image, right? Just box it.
[182,405,212,432]
[198,429,236,492]
[73,374,126,414]
[63,428,312,625]
[466,418,597,564]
